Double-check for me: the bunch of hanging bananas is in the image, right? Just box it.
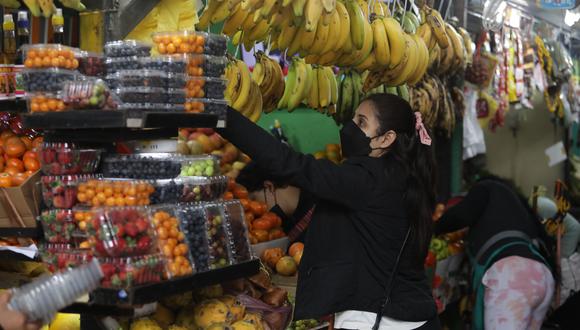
[334,70,362,125]
[16,0,86,17]
[408,74,456,137]
[252,51,285,113]
[225,58,264,122]
[365,83,410,103]
[277,57,338,113]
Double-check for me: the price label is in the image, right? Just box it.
[537,0,576,9]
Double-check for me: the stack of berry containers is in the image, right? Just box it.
[150,31,229,118]
[22,44,81,113]
[222,200,253,264]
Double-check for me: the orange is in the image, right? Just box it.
[0,174,11,187]
[23,158,39,172]
[72,59,79,69]
[42,57,52,67]
[6,158,23,172]
[157,227,168,240]
[27,50,37,59]
[48,50,58,58]
[24,59,33,68]
[288,242,304,257]
[39,102,49,112]
[166,43,176,54]
[30,102,40,112]
[33,57,42,67]
[11,173,27,186]
[51,58,60,67]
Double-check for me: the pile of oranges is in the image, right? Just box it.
[29,95,67,113]
[224,179,286,244]
[76,180,155,207]
[152,209,194,278]
[0,129,42,188]
[185,78,206,98]
[184,100,206,113]
[24,47,79,70]
[152,33,206,55]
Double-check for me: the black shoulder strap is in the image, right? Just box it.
[474,230,531,263]
[372,227,412,330]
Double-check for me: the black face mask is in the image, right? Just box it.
[340,121,382,158]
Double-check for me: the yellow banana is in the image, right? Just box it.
[304,0,323,32]
[23,0,42,16]
[309,17,330,54]
[288,59,309,111]
[223,3,250,35]
[292,0,308,17]
[326,67,338,105]
[417,24,433,50]
[355,52,377,72]
[197,0,220,29]
[425,6,449,49]
[247,18,270,42]
[408,35,429,85]
[383,17,405,69]
[321,0,336,13]
[232,60,253,110]
[278,60,297,109]
[320,8,341,54]
[211,0,232,23]
[260,0,278,19]
[317,67,331,108]
[225,62,242,103]
[248,82,264,122]
[372,17,390,67]
[241,0,263,10]
[345,0,365,50]
[308,66,320,108]
[458,27,474,60]
[277,18,299,51]
[38,0,56,17]
[335,1,351,52]
[298,26,317,52]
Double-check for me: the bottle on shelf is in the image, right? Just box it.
[16,11,30,65]
[3,14,16,65]
[52,8,65,45]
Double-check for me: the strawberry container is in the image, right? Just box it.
[152,31,227,56]
[102,153,183,180]
[76,179,155,207]
[41,174,101,209]
[184,77,226,99]
[90,206,156,257]
[39,142,103,175]
[39,209,78,244]
[184,99,227,118]
[39,243,93,272]
[61,78,119,110]
[22,68,79,93]
[178,203,232,272]
[104,40,152,58]
[98,254,165,289]
[186,54,228,77]
[222,200,252,264]
[150,206,195,278]
[180,175,228,203]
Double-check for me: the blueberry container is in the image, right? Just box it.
[104,40,152,58]
[114,70,167,88]
[185,77,227,99]
[105,56,143,73]
[61,79,119,110]
[22,68,79,93]
[166,88,187,104]
[152,31,227,56]
[115,87,167,104]
[140,55,187,73]
[116,103,185,112]
[187,55,228,77]
[222,200,253,264]
[150,206,195,278]
[102,153,183,180]
[180,176,228,202]
[150,179,184,204]
[166,73,188,89]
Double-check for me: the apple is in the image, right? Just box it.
[187,140,204,155]
[188,132,203,141]
[178,128,191,141]
[209,133,224,150]
[198,128,215,135]
[196,134,213,153]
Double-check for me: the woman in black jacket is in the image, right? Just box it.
[222,93,439,329]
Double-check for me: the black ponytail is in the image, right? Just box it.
[364,94,437,264]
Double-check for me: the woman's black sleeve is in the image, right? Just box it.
[435,184,489,235]
[219,108,374,209]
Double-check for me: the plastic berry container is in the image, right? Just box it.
[41,174,101,209]
[77,51,106,77]
[140,55,187,73]
[76,179,155,207]
[104,40,152,58]
[222,200,253,264]
[116,103,185,112]
[23,44,80,70]
[90,206,156,257]
[62,79,119,110]
[26,92,69,113]
[180,155,220,177]
[98,254,165,288]
[105,56,143,73]
[39,142,103,176]
[204,203,233,270]
[166,73,188,89]
[166,88,187,105]
[152,31,227,56]
[187,55,228,77]
[184,98,228,117]
[180,175,228,203]
[38,209,77,244]
[101,153,183,180]
[184,77,226,99]
[115,87,167,104]
[115,70,167,88]
[41,247,94,272]
[22,68,79,93]
[150,179,184,204]
[150,206,195,278]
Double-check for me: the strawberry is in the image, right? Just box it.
[55,210,68,222]
[52,196,65,208]
[115,238,127,254]
[100,264,115,278]
[115,225,125,239]
[57,254,68,269]
[124,222,138,237]
[57,149,73,164]
[42,148,56,163]
[135,218,149,233]
[49,162,62,175]
[95,241,107,255]
[136,236,152,252]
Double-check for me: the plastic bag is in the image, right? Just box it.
[237,294,292,330]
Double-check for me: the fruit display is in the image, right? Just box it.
[187,55,228,77]
[39,142,103,176]
[23,44,79,70]
[102,153,183,180]
[39,209,78,244]
[408,74,456,136]
[76,179,155,207]
[150,179,184,204]
[115,87,167,104]
[77,51,106,77]
[167,88,187,105]
[0,116,42,187]
[105,56,143,72]
[140,55,187,73]
[179,203,232,272]
[152,31,228,56]
[90,206,156,257]
[222,200,252,264]
[180,156,219,177]
[61,78,119,110]
[251,51,285,113]
[185,77,226,99]
[334,70,363,125]
[99,254,165,288]
[22,68,79,93]
[41,174,100,209]
[104,40,152,58]
[184,98,228,116]
[261,248,299,276]
[180,176,228,202]
[224,59,263,123]
[151,207,195,278]
[27,93,68,112]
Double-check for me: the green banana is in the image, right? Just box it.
[0,0,22,9]
[397,84,410,102]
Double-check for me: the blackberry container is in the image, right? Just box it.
[115,87,167,104]
[105,56,143,73]
[22,68,79,93]
[186,54,228,77]
[104,40,151,57]
[140,55,187,73]
[102,153,183,180]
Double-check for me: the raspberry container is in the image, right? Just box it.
[102,153,183,180]
[76,179,155,207]
[22,44,80,70]
[140,55,187,73]
[184,77,227,99]
[39,142,103,175]
[90,206,156,257]
[104,40,152,58]
[61,78,119,110]
[26,92,69,113]
[22,68,79,93]
[178,202,233,272]
[8,258,103,324]
[180,155,220,177]
[78,51,106,77]
[98,254,165,289]
[180,175,228,202]
[113,70,167,88]
[186,55,228,77]
[152,31,228,56]
[150,206,195,278]
[39,209,79,244]
[41,174,101,209]
[222,200,253,264]
[184,98,227,118]
[115,87,167,104]
[150,179,184,204]
[105,56,143,73]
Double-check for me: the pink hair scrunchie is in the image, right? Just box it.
[415,112,432,146]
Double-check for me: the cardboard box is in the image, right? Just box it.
[0,171,41,228]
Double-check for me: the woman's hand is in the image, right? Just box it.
[0,291,42,330]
